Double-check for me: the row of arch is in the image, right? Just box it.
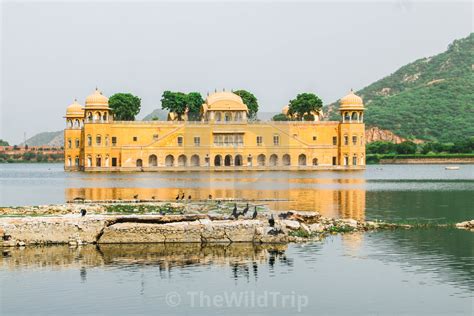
[135,153,315,167]
[342,111,364,123]
[86,111,110,123]
[66,119,84,129]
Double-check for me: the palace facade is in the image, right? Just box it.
[64,89,365,171]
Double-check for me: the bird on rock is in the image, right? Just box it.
[181,192,185,200]
[268,214,275,227]
[188,195,192,200]
[252,206,258,219]
[175,193,180,201]
[133,194,139,200]
[231,203,239,219]
[80,209,87,217]
[242,203,249,215]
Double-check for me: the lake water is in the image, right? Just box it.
[0,164,473,315]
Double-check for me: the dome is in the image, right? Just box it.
[204,91,248,112]
[281,105,289,115]
[66,99,84,116]
[340,89,364,109]
[85,88,109,107]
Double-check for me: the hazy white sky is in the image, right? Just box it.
[1,0,472,144]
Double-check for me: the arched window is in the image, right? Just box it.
[67,120,73,128]
[94,112,101,122]
[235,112,243,121]
[136,159,143,167]
[149,154,158,167]
[87,156,92,167]
[75,138,80,148]
[352,112,358,121]
[75,156,79,166]
[178,154,187,167]
[96,155,102,167]
[235,155,243,166]
[87,112,93,122]
[344,135,349,146]
[105,155,109,167]
[191,154,200,167]
[96,135,101,145]
[74,119,80,128]
[67,138,72,149]
[105,136,109,146]
[103,112,108,122]
[225,112,232,122]
[344,112,350,122]
[215,112,222,122]
[353,155,357,166]
[165,155,174,167]
[214,155,222,166]
[257,154,266,166]
[282,154,291,166]
[87,135,92,146]
[298,154,307,166]
[224,155,233,166]
[67,156,72,166]
[312,158,318,166]
[352,135,358,145]
[269,154,278,166]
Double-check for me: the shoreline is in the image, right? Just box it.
[0,202,416,247]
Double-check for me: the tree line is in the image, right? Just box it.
[107,90,323,121]
[367,138,474,155]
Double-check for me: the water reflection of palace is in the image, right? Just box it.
[66,178,366,219]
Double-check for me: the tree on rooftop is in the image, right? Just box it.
[288,93,323,121]
[109,93,141,121]
[233,90,259,120]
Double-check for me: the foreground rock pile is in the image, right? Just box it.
[455,220,474,232]
[0,203,415,247]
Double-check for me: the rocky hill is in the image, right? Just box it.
[327,33,473,143]
[22,131,63,147]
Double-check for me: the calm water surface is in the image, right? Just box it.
[0,164,473,315]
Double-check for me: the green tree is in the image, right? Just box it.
[272,113,290,121]
[288,93,323,121]
[22,152,36,161]
[186,92,205,121]
[366,141,396,154]
[109,93,141,121]
[233,90,259,119]
[395,141,417,154]
[0,139,9,146]
[161,91,188,120]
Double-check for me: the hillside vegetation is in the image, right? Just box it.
[328,33,473,142]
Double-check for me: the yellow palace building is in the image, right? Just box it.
[64,89,365,171]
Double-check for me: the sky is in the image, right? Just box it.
[1,0,472,144]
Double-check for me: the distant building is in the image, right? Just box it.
[64,89,365,171]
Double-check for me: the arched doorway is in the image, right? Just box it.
[136,159,143,167]
[149,155,157,167]
[269,154,278,166]
[224,155,233,166]
[312,158,318,166]
[178,155,187,167]
[191,155,200,167]
[257,154,266,166]
[165,155,174,167]
[214,155,222,166]
[298,154,306,166]
[282,154,291,166]
[234,155,243,166]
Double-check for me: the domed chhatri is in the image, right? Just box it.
[85,88,109,108]
[204,91,248,112]
[339,89,364,109]
[66,99,84,116]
